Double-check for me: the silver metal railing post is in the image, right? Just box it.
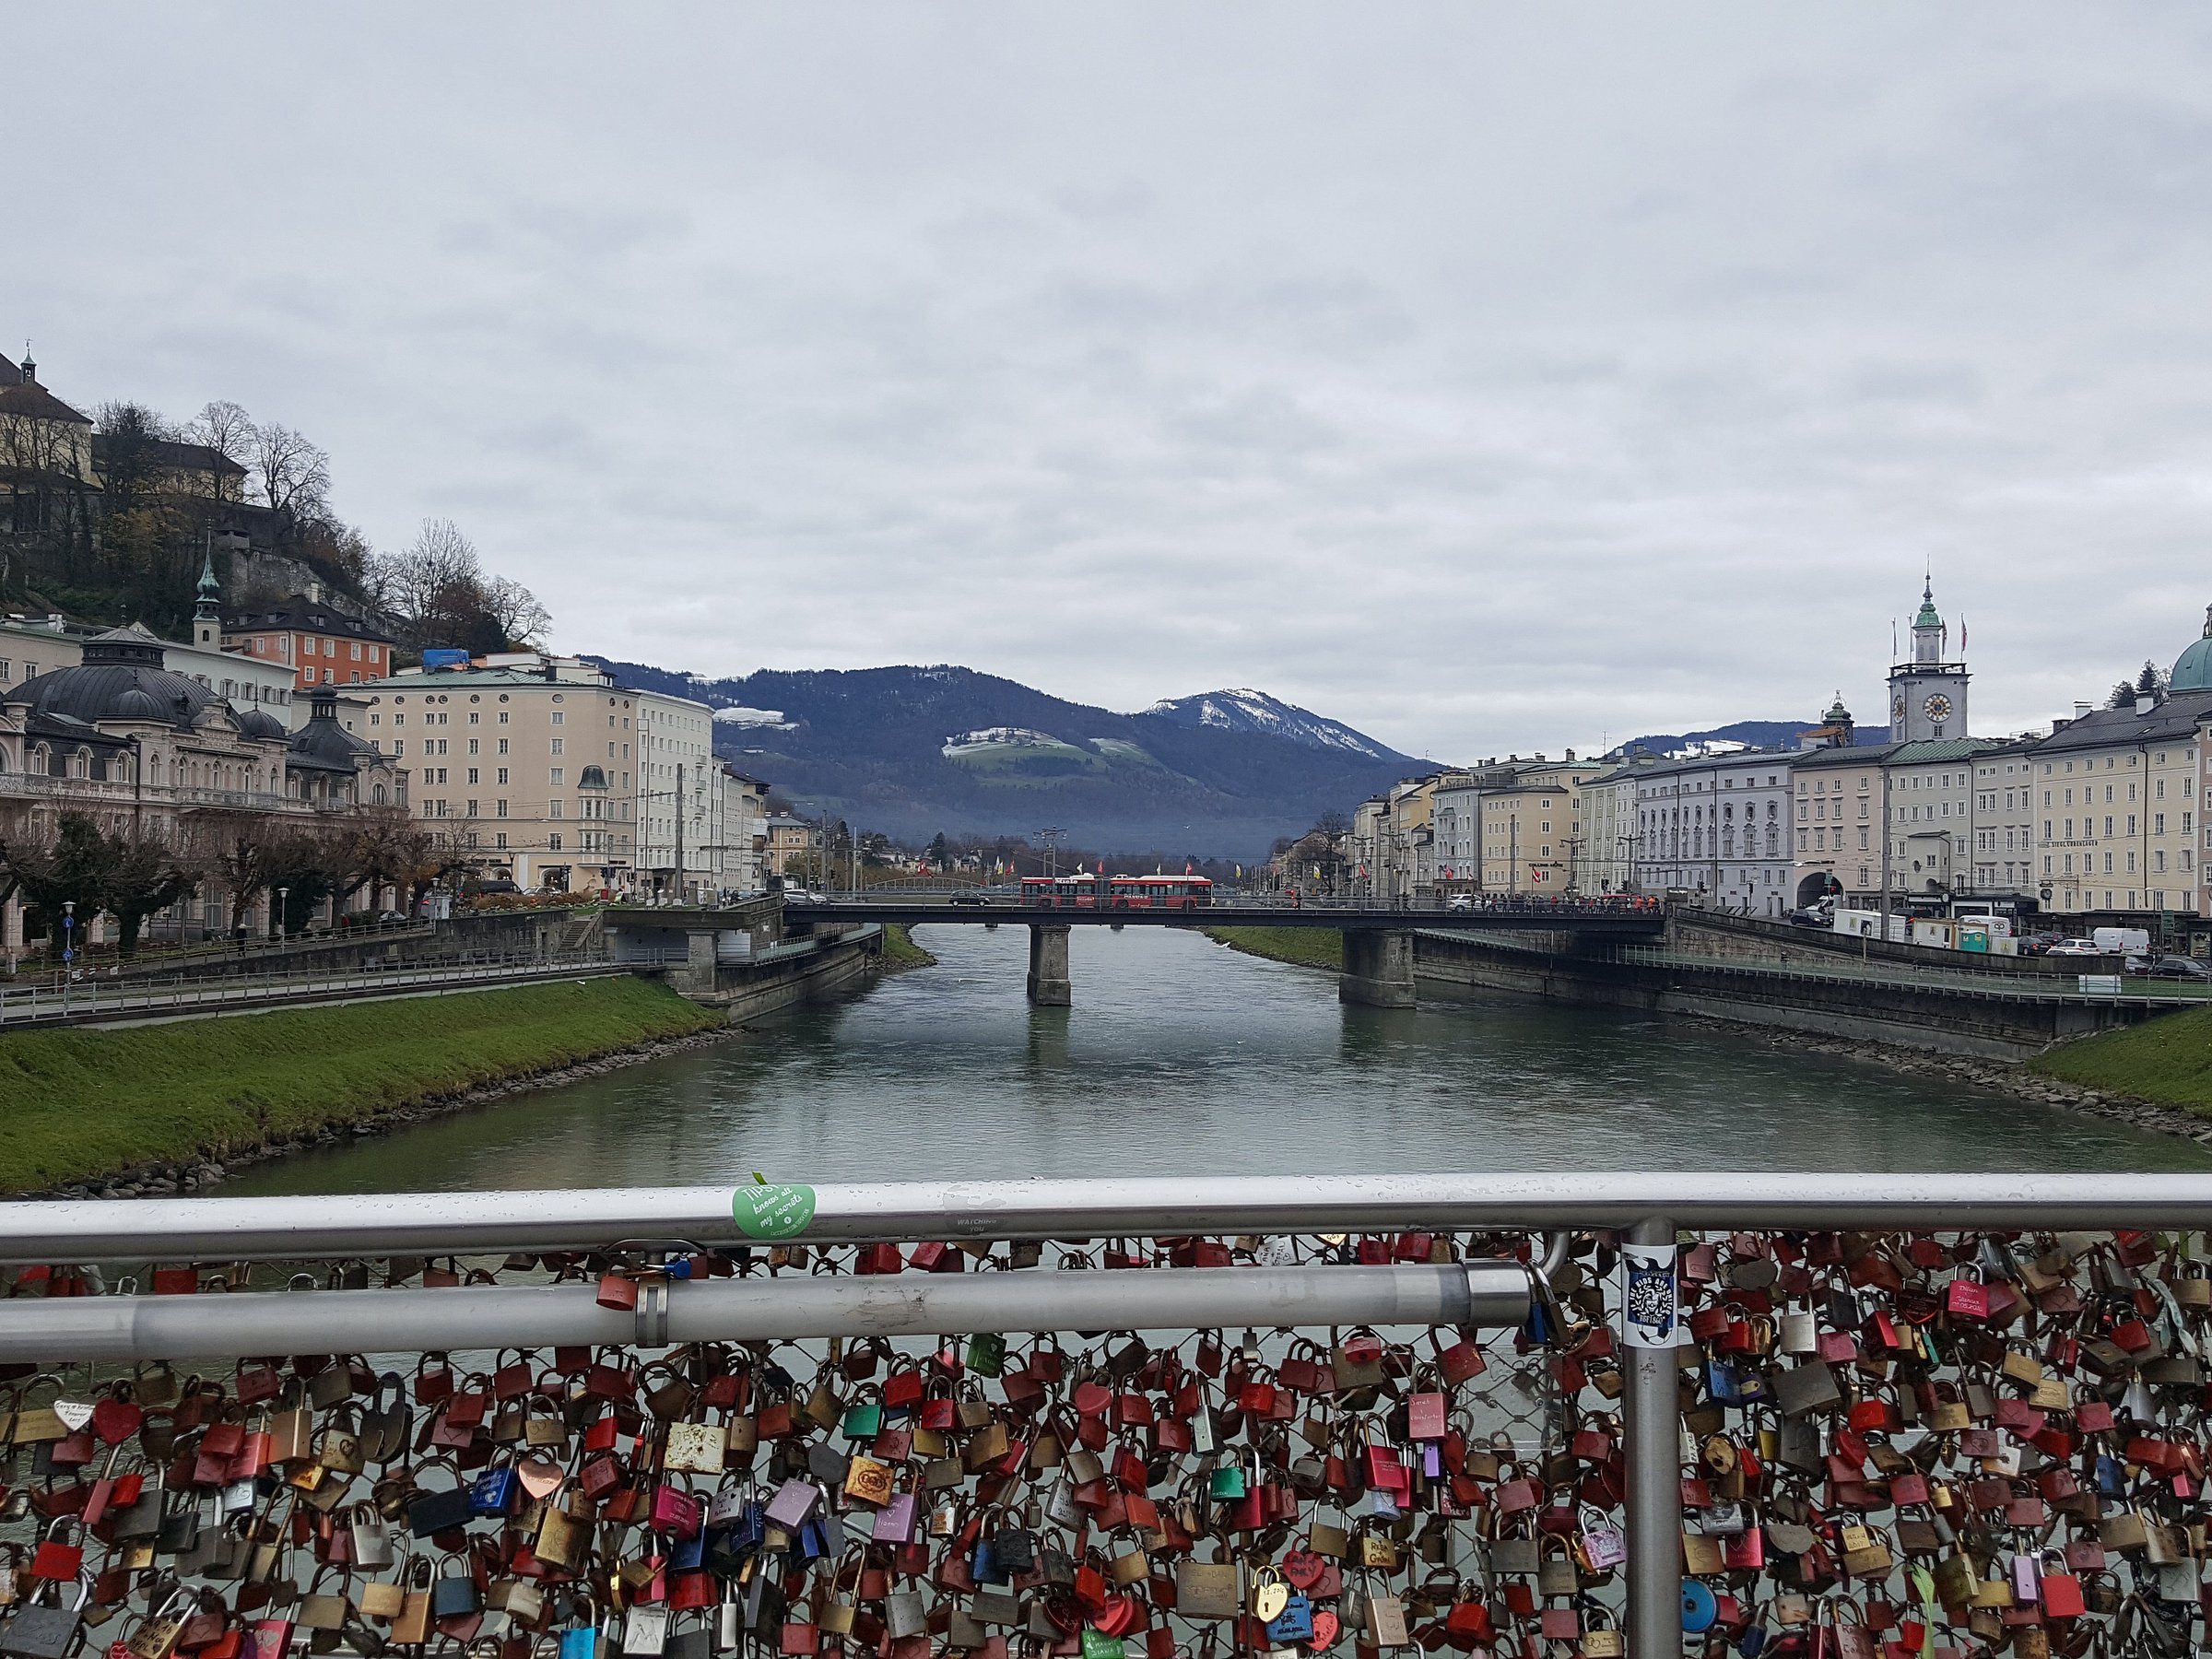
[1624,1216,1677,1659]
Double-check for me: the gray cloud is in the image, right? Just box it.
[9,4,2212,759]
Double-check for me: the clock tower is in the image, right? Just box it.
[1888,579,1969,742]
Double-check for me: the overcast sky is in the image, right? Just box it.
[11,6,2212,760]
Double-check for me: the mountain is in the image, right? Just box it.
[1613,718,1885,756]
[583,659,1430,857]
[1144,688,1389,758]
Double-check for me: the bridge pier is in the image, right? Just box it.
[1339,929,1416,1008]
[1026,924,1072,1006]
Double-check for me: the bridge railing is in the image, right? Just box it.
[1,1174,2206,1659]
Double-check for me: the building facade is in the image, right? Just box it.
[223,594,400,689]
[2027,691,2208,922]
[0,629,404,954]
[636,692,723,903]
[1479,760,1602,895]
[359,655,639,897]
[1633,751,1794,912]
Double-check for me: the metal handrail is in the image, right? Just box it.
[0,1261,1535,1364]
[1615,941,2212,1004]
[8,1171,2212,1265]
[0,949,616,1027]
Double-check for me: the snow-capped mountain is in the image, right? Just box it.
[1144,688,1392,759]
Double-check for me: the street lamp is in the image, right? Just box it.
[277,886,290,942]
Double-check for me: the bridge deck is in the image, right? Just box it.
[778,901,1664,933]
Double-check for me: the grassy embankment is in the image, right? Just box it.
[881,924,937,969]
[2027,1005,2212,1115]
[1206,926,1344,971]
[0,977,722,1194]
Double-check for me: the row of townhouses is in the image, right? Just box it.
[1337,583,2212,941]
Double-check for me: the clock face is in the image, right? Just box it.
[1923,693,1952,724]
[1892,695,1906,722]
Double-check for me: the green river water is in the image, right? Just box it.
[218,924,2210,1195]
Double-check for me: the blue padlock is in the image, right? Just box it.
[1266,1594,1315,1647]
[971,1539,1008,1585]
[669,1528,706,1572]
[558,1629,597,1659]
[469,1465,517,1516]
[1681,1582,1718,1633]
[1737,1623,1768,1658]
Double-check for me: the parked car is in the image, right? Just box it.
[2042,938,2102,957]
[2142,956,2212,982]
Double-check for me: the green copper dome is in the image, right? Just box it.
[1913,580,1941,629]
[2173,605,2212,692]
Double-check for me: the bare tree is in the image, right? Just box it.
[185,400,255,471]
[248,422,331,526]
[482,574,551,647]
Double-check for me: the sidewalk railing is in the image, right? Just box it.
[1,1174,2208,1658]
[0,948,618,1026]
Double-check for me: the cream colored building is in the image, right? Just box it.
[0,614,84,691]
[361,654,641,898]
[1478,759,1602,894]
[2029,693,2206,922]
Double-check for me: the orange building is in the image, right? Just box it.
[222,593,400,688]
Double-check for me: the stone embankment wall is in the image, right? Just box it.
[1411,928,2155,1060]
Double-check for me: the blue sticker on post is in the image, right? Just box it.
[732,1182,817,1241]
[1619,1241,1679,1348]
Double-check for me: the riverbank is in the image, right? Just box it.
[1206,925,1342,971]
[1207,920,2212,1148]
[881,924,937,971]
[0,977,725,1196]
[2024,1006,2212,1118]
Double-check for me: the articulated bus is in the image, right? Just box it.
[1019,874,1215,911]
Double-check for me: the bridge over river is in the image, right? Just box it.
[612,896,1665,1008]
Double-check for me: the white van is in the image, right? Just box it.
[2092,927,2151,956]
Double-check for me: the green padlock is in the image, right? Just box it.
[841,1399,884,1441]
[966,1333,1007,1378]
[1079,1632,1124,1659]
[1209,1461,1247,1500]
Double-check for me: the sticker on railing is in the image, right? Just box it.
[1619,1241,1678,1347]
[732,1181,816,1239]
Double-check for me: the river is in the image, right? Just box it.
[219,924,2209,1196]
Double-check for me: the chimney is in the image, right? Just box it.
[1565,747,1575,762]
[2074,701,2091,720]
[2051,716,2072,733]
[2136,694,2156,716]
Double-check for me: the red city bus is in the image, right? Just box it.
[1106,876,1215,912]
[1019,874,1106,910]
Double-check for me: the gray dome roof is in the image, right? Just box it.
[236,708,288,740]
[6,654,220,730]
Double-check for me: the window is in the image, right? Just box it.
[551,712,564,725]
[467,768,479,785]
[498,738,509,754]
[550,738,563,755]
[497,800,508,818]
[468,738,479,755]
[548,833,562,851]
[549,800,563,818]
[497,768,509,785]
[349,641,361,660]
[550,768,565,785]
